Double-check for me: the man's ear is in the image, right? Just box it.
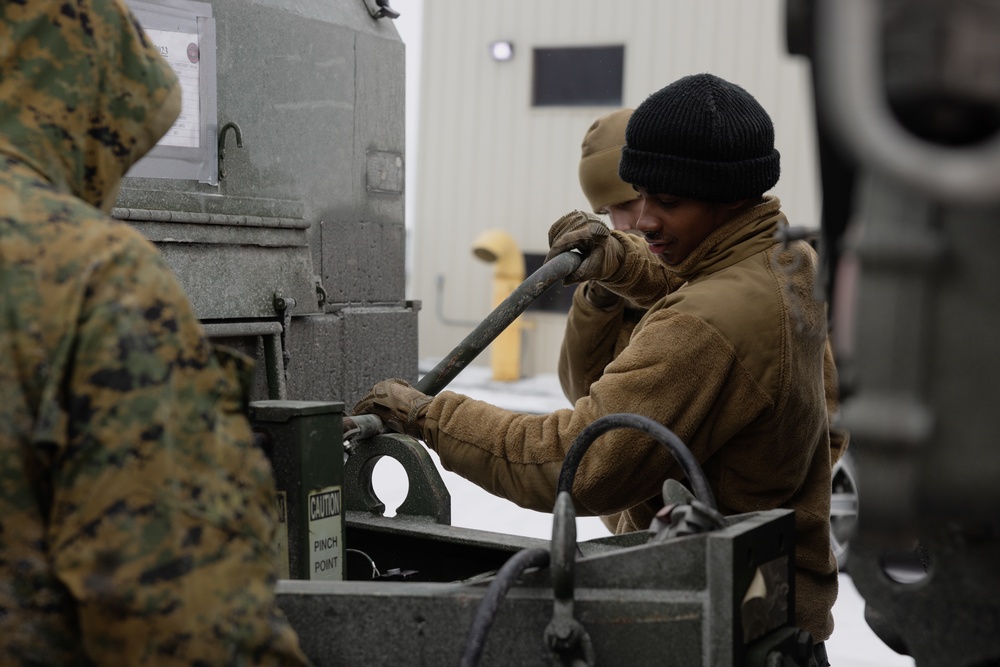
[727,198,750,210]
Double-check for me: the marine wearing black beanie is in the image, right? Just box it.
[619,73,780,202]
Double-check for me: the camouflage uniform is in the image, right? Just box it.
[0,1,309,664]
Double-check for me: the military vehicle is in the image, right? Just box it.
[788,0,1000,664]
[121,0,1000,664]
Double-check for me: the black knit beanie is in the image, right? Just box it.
[619,74,780,202]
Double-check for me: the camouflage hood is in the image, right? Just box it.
[0,0,180,211]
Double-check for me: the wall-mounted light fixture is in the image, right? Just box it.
[489,41,515,62]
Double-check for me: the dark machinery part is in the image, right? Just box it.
[545,493,596,667]
[333,402,813,665]
[533,416,718,666]
[264,393,800,666]
[277,499,801,666]
[785,0,859,310]
[216,120,243,180]
[649,496,725,543]
[363,0,399,20]
[121,0,413,418]
[343,432,451,525]
[459,548,550,667]
[789,0,1000,663]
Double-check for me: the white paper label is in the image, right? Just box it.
[145,29,201,148]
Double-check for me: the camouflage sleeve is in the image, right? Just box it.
[43,230,309,665]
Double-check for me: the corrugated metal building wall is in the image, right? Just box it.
[411,0,818,377]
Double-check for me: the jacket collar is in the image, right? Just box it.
[666,196,784,281]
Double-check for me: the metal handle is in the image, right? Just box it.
[545,492,596,667]
[364,0,399,20]
[345,252,581,437]
[218,121,244,180]
[816,0,1000,204]
[416,251,583,396]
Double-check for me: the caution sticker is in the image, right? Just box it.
[308,486,343,581]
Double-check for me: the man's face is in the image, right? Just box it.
[633,187,736,265]
[600,197,645,232]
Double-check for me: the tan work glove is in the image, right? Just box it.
[545,210,626,285]
[352,378,432,439]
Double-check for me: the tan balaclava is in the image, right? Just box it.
[578,108,641,213]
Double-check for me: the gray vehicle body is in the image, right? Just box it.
[121,0,416,411]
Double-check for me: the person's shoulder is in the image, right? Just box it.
[4,185,177,315]
[15,183,161,266]
[672,254,779,312]
[648,257,785,357]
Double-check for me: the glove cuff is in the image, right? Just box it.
[405,397,432,439]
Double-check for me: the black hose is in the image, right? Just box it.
[459,547,551,667]
[557,413,717,511]
[417,252,582,396]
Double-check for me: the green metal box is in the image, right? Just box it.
[250,400,345,581]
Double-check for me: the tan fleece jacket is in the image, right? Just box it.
[421,197,838,641]
[558,241,848,530]
[558,285,645,404]
[557,288,645,532]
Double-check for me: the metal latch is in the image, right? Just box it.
[362,0,399,20]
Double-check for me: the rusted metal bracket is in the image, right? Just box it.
[343,433,451,525]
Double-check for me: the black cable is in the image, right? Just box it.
[557,413,717,511]
[344,548,380,579]
[461,416,709,665]
[459,548,551,667]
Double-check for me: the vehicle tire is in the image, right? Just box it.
[830,449,860,571]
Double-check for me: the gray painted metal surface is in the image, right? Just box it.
[345,433,452,525]
[277,509,796,666]
[120,0,411,408]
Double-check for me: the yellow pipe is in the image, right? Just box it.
[471,229,525,382]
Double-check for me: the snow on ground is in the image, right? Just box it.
[370,362,915,666]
